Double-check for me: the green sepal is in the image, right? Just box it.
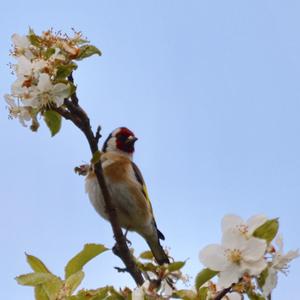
[65,244,108,279]
[44,110,62,137]
[76,45,102,61]
[195,268,218,290]
[253,218,279,243]
[168,261,186,272]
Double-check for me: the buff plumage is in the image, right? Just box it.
[85,127,169,265]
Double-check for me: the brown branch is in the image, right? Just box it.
[55,82,144,285]
[214,286,232,300]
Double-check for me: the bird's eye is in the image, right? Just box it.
[118,134,128,142]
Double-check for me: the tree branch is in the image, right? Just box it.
[214,286,232,300]
[55,82,144,285]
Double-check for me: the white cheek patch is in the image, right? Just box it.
[106,136,117,152]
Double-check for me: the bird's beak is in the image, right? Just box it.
[126,136,138,145]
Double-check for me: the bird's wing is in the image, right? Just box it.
[131,162,151,205]
[131,162,165,240]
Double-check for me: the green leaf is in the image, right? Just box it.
[26,254,51,273]
[253,218,279,243]
[65,271,85,295]
[136,262,157,272]
[69,82,77,96]
[35,286,49,300]
[198,287,208,300]
[16,272,56,286]
[247,291,266,300]
[139,250,154,260]
[43,277,63,300]
[195,268,218,290]
[76,45,102,61]
[173,289,197,300]
[28,32,42,47]
[73,287,111,300]
[44,110,62,137]
[56,63,78,81]
[65,244,108,279]
[168,261,186,272]
[44,48,56,60]
[257,267,269,289]
[91,151,102,165]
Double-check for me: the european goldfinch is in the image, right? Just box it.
[85,127,169,265]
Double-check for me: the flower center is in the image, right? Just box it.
[237,224,249,235]
[226,249,242,264]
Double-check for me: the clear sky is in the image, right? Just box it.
[1,1,299,299]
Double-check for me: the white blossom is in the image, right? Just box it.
[15,56,47,79]
[12,33,33,59]
[225,292,242,300]
[222,214,267,238]
[132,281,151,300]
[263,235,299,297]
[5,94,31,126]
[24,73,69,108]
[199,230,267,288]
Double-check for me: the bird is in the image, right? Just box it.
[84,127,170,265]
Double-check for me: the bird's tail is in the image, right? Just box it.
[146,231,170,265]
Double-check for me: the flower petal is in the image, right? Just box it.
[199,244,229,271]
[37,73,52,91]
[227,292,242,300]
[12,33,30,48]
[222,230,247,250]
[263,268,278,297]
[241,258,267,275]
[218,264,243,287]
[221,214,243,233]
[247,214,268,235]
[52,83,69,98]
[242,237,267,261]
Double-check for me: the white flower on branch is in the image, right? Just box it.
[23,73,69,108]
[199,230,267,288]
[224,292,242,300]
[222,214,267,238]
[5,94,31,126]
[12,34,32,59]
[15,55,47,79]
[262,235,299,297]
[132,280,151,300]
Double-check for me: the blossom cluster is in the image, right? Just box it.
[5,29,101,132]
[131,250,188,300]
[199,214,299,299]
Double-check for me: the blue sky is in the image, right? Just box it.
[1,1,299,299]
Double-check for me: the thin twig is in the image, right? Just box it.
[55,80,144,285]
[214,286,231,300]
[95,125,101,143]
